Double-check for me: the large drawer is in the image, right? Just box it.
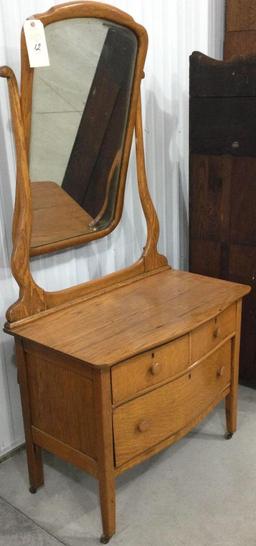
[112,335,189,404]
[191,303,236,362]
[113,341,231,467]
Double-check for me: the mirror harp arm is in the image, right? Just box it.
[135,91,169,271]
[0,66,46,323]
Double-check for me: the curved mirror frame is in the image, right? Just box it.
[20,2,147,256]
[1,2,168,325]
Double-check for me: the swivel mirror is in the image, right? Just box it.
[10,1,147,257]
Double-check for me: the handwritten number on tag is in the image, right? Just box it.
[24,19,50,67]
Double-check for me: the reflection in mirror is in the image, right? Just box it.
[29,17,137,253]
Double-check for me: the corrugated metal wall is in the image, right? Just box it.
[0,0,225,456]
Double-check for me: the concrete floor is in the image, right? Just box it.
[0,385,255,546]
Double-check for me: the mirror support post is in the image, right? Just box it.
[135,91,168,271]
[0,66,45,323]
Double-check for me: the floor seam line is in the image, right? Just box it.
[0,494,68,545]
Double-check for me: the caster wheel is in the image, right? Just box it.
[225,432,233,440]
[100,535,111,544]
[29,486,37,494]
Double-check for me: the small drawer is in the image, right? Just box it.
[111,335,189,404]
[113,341,231,467]
[191,303,236,363]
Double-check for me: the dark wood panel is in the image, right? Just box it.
[230,157,256,244]
[228,244,256,386]
[226,0,256,31]
[189,240,221,278]
[190,8,256,391]
[229,244,256,281]
[223,1,256,387]
[190,52,256,97]
[239,325,256,387]
[240,288,256,387]
[26,352,96,458]
[224,31,256,58]
[190,97,256,156]
[190,155,231,241]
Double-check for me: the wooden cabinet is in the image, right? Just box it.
[8,269,249,541]
[190,52,256,388]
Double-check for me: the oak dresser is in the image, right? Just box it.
[1,2,250,542]
[6,269,249,542]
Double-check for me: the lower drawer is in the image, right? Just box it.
[113,341,231,467]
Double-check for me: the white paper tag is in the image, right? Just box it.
[24,19,50,68]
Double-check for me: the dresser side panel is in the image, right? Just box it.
[25,348,96,459]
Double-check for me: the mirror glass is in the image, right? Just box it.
[29,17,137,253]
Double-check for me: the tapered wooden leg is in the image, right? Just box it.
[94,369,116,542]
[15,339,44,491]
[99,474,115,543]
[225,300,242,437]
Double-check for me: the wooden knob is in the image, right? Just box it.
[217,366,225,377]
[137,420,150,433]
[150,362,161,375]
[213,327,221,339]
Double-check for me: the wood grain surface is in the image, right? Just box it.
[26,350,96,457]
[114,386,230,476]
[9,269,250,366]
[226,0,256,31]
[225,1,256,58]
[224,31,256,58]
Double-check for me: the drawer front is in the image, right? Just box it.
[113,341,231,467]
[191,303,236,362]
[112,335,189,404]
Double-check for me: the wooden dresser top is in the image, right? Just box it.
[8,269,250,367]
